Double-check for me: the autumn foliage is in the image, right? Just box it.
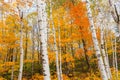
[0,0,119,80]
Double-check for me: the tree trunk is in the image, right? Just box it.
[38,0,51,80]
[11,49,15,80]
[96,0,112,79]
[104,28,112,79]
[58,19,63,80]
[82,39,90,71]
[100,24,111,79]
[109,0,120,35]
[49,1,60,80]
[18,11,24,80]
[31,25,35,76]
[114,37,118,80]
[79,26,90,71]
[24,29,28,60]
[85,0,108,79]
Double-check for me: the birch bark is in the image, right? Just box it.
[109,0,119,79]
[49,1,60,80]
[109,0,120,35]
[18,10,24,80]
[85,0,108,79]
[114,37,118,80]
[100,24,111,79]
[58,17,63,80]
[97,5,112,79]
[38,0,51,80]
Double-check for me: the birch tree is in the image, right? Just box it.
[85,0,108,79]
[96,1,112,79]
[109,0,119,79]
[109,0,120,35]
[114,37,118,80]
[18,8,24,80]
[58,24,63,80]
[100,22,111,79]
[37,0,51,80]
[49,0,60,80]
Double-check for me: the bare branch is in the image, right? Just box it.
[114,4,119,23]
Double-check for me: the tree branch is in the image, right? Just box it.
[114,4,119,23]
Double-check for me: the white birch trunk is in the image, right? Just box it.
[111,35,115,71]
[100,24,111,79]
[49,1,60,80]
[38,0,51,80]
[111,33,118,80]
[97,4,112,78]
[52,26,60,80]
[58,25,63,80]
[57,15,63,80]
[114,37,118,80]
[85,0,108,80]
[104,29,112,80]
[109,1,120,50]
[18,12,24,80]
[109,0,120,35]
